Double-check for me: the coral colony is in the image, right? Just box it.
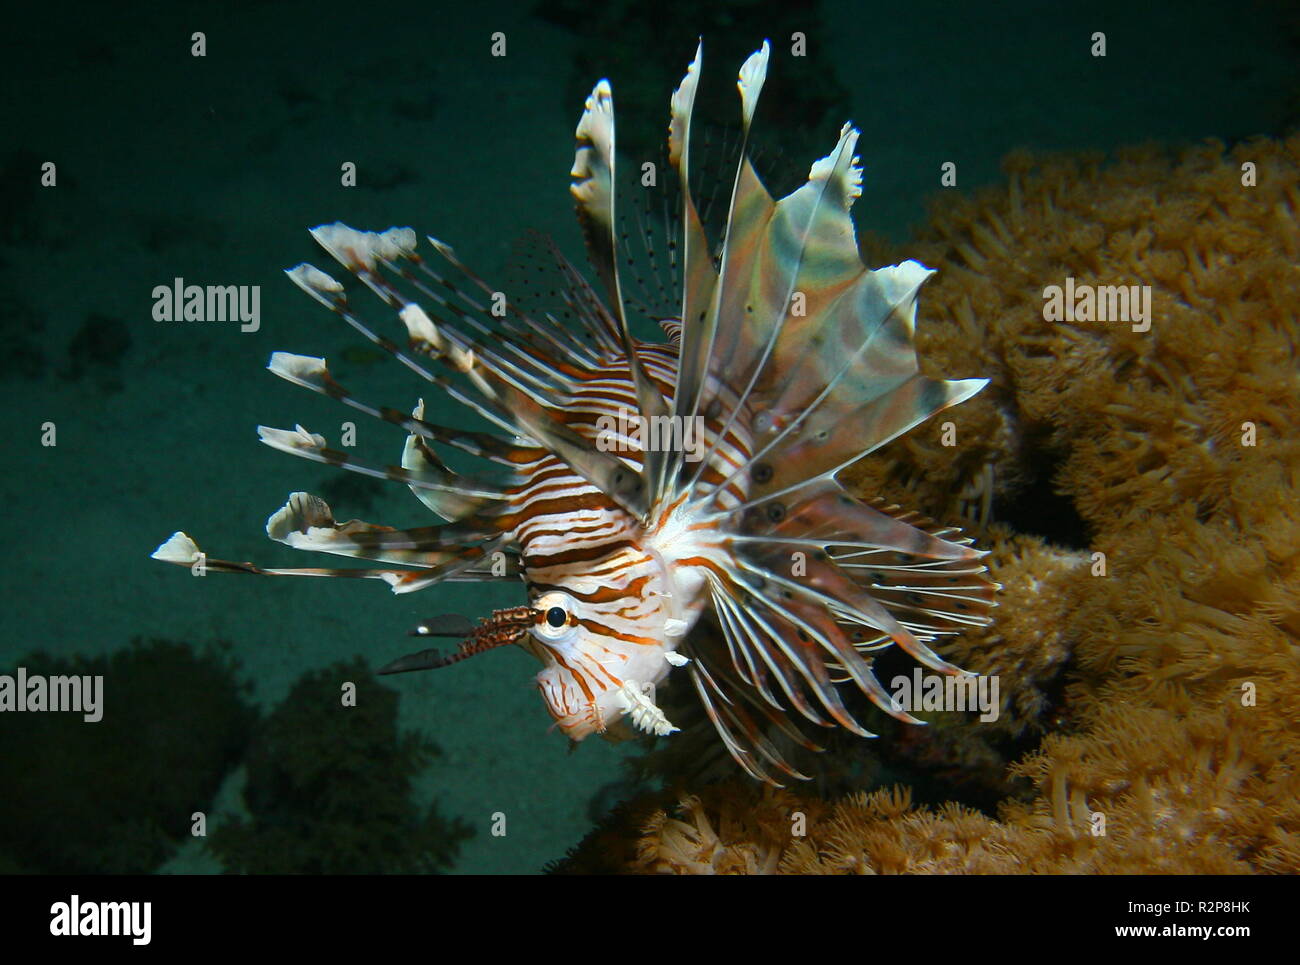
[556,135,1300,873]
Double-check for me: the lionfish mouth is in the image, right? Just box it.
[376,608,543,675]
[151,40,998,785]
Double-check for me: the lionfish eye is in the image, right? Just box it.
[533,592,576,641]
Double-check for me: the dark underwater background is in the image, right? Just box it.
[0,0,1294,874]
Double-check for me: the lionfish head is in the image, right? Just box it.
[153,41,998,784]
[524,580,686,741]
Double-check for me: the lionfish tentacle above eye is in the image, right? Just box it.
[151,40,997,787]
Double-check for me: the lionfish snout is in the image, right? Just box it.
[377,606,542,674]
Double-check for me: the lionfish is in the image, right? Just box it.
[153,41,996,784]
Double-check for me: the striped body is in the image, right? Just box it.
[511,342,746,739]
[153,42,998,785]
